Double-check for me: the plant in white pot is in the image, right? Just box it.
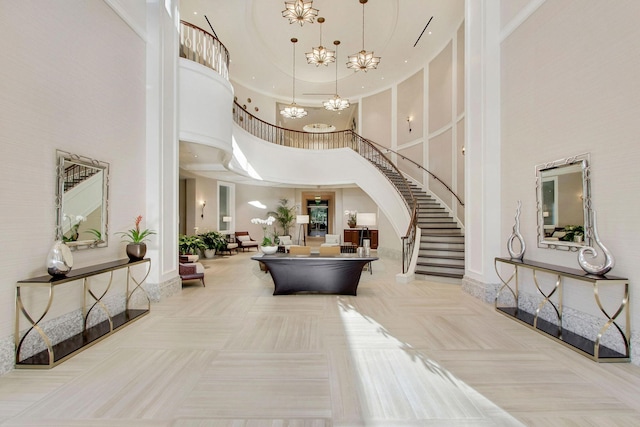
[199,231,226,258]
[251,216,278,254]
[117,215,156,261]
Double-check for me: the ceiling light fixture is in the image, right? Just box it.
[305,17,335,66]
[324,40,350,111]
[282,0,318,26]
[347,0,380,72]
[280,38,307,119]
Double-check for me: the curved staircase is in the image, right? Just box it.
[376,165,465,280]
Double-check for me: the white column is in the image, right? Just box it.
[462,0,502,301]
[145,0,180,297]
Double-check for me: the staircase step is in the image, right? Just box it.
[417,256,464,267]
[419,248,465,256]
[415,270,464,280]
[420,241,464,250]
[417,217,453,223]
[420,222,459,229]
[415,264,464,277]
[421,234,464,243]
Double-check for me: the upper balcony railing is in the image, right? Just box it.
[180,21,229,80]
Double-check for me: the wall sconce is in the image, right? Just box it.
[407,116,412,132]
[201,200,206,218]
[461,146,466,156]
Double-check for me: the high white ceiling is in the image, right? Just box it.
[178,0,464,183]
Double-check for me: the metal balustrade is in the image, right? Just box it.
[179,21,229,80]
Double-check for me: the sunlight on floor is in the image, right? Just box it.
[337,298,524,425]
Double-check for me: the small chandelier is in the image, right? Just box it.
[324,41,350,111]
[280,38,307,119]
[282,0,318,26]
[305,17,335,67]
[347,0,380,72]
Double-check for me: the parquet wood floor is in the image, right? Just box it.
[1,252,640,426]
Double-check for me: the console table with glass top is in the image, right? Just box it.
[15,258,151,369]
[494,257,629,362]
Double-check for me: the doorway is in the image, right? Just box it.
[308,200,328,237]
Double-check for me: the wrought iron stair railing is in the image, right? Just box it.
[233,102,418,273]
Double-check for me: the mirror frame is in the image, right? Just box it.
[55,150,110,250]
[535,153,591,251]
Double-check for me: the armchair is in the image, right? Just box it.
[277,235,295,252]
[321,234,341,247]
[235,231,259,251]
[179,256,205,286]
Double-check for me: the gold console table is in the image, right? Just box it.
[495,257,629,362]
[15,258,151,369]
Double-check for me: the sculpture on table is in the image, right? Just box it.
[507,200,526,260]
[578,210,614,276]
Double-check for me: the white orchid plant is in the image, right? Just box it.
[250,215,276,246]
[63,214,86,242]
[344,210,357,225]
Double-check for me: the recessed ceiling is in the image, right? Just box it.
[178,0,464,184]
[180,0,464,102]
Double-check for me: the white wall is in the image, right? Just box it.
[0,1,148,374]
[500,0,640,362]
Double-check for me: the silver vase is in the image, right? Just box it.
[47,241,73,277]
[578,211,614,275]
[507,200,526,260]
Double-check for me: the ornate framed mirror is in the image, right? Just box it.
[535,153,591,251]
[55,150,109,250]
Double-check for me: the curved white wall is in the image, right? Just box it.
[179,58,234,155]
[231,124,410,238]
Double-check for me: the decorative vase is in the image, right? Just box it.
[578,211,614,276]
[507,200,526,260]
[348,221,356,228]
[47,241,73,277]
[204,249,216,259]
[260,245,278,255]
[126,243,147,261]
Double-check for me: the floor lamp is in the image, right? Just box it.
[356,212,376,246]
[296,215,309,245]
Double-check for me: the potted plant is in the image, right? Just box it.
[199,231,227,258]
[178,234,206,256]
[250,216,278,254]
[345,210,357,228]
[268,198,296,236]
[117,215,156,261]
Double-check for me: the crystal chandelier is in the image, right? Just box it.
[282,0,318,26]
[305,17,335,66]
[324,41,350,111]
[347,0,380,72]
[280,38,307,119]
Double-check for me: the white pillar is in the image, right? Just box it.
[462,0,502,302]
[145,0,180,298]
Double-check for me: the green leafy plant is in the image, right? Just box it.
[268,198,296,236]
[87,228,103,242]
[199,231,227,251]
[560,225,584,242]
[178,234,206,255]
[118,215,156,243]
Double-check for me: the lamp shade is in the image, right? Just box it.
[296,215,310,224]
[357,212,376,227]
[223,216,232,222]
